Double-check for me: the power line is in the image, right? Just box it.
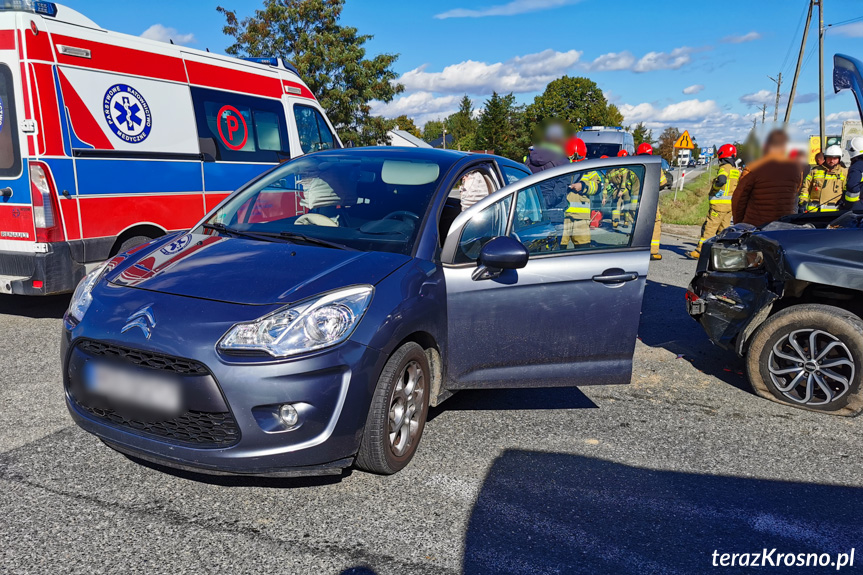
[780,0,811,76]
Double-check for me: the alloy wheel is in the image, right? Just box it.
[767,329,855,406]
[388,360,425,457]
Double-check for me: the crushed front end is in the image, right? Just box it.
[686,226,786,354]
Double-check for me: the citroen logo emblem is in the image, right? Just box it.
[122,304,156,339]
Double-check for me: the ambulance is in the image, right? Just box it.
[0,1,341,295]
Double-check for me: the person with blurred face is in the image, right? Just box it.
[732,130,803,227]
[636,143,664,261]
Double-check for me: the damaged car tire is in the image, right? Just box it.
[747,304,863,416]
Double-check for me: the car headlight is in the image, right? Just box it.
[219,285,374,358]
[66,262,110,323]
[711,246,764,271]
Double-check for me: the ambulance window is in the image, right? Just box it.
[294,105,337,154]
[191,87,290,163]
[0,64,21,178]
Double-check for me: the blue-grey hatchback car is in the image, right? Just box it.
[63,148,661,476]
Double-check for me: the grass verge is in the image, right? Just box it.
[659,170,714,225]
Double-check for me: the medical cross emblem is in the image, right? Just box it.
[103,84,152,144]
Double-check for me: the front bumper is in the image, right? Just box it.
[0,241,84,295]
[62,285,387,476]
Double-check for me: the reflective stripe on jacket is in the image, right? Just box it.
[800,164,847,205]
[710,163,740,205]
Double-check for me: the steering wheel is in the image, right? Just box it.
[382,210,420,223]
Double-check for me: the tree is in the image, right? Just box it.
[446,95,477,148]
[657,127,680,164]
[475,92,528,160]
[392,115,421,138]
[526,76,622,131]
[218,0,403,145]
[629,122,652,148]
[422,120,444,142]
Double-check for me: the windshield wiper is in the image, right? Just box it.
[278,231,357,251]
[202,223,285,243]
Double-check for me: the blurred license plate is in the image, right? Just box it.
[85,362,182,415]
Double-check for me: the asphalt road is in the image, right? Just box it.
[2,232,863,575]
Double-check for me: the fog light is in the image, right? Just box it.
[279,404,299,427]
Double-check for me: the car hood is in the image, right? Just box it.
[105,232,412,305]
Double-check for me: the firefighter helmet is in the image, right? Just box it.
[617,149,629,157]
[600,155,609,159]
[636,142,654,155]
[850,136,863,159]
[824,144,843,158]
[717,144,737,159]
[565,137,586,161]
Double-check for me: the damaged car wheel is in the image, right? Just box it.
[747,304,863,416]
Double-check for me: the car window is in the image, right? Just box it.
[454,195,512,264]
[501,165,530,184]
[191,87,290,163]
[510,165,645,255]
[294,105,338,154]
[0,64,21,177]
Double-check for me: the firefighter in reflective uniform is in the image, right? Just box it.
[561,137,602,248]
[799,144,847,212]
[637,143,664,260]
[689,144,740,259]
[605,150,639,228]
[841,137,863,210]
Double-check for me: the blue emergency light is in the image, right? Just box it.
[0,1,57,16]
[240,57,280,67]
[582,126,623,131]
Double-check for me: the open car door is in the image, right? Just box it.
[834,54,863,121]
[440,156,662,389]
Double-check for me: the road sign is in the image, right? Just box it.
[700,146,713,156]
[674,130,695,149]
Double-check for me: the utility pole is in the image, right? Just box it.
[768,72,782,122]
[760,103,767,125]
[785,0,814,124]
[818,0,826,148]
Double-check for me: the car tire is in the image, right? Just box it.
[115,235,153,256]
[355,342,431,474]
[746,304,863,416]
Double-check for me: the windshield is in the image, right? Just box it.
[585,143,622,159]
[198,151,455,255]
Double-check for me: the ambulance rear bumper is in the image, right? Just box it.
[0,241,84,295]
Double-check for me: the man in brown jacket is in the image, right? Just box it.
[732,130,803,227]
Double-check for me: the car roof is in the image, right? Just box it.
[311,146,508,164]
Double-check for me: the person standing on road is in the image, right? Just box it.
[525,124,570,221]
[732,129,802,228]
[689,144,740,259]
[605,150,638,229]
[561,137,602,249]
[799,145,847,213]
[844,137,863,211]
[636,143,665,261]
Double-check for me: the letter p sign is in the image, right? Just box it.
[217,105,249,151]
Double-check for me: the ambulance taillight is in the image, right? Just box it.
[29,162,64,243]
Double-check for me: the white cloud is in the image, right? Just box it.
[141,24,195,45]
[823,110,860,123]
[633,47,694,73]
[722,31,761,44]
[830,22,863,37]
[683,84,704,95]
[620,99,721,124]
[740,89,773,106]
[588,51,636,72]
[398,49,582,95]
[370,92,461,126]
[435,0,580,19]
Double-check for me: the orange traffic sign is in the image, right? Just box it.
[674,130,695,149]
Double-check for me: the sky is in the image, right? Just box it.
[63,0,863,147]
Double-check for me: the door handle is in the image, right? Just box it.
[592,269,639,284]
[0,187,11,198]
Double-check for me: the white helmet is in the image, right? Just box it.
[849,136,863,159]
[824,144,843,158]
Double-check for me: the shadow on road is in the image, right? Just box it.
[639,279,748,391]
[0,294,71,319]
[428,387,598,422]
[461,450,863,574]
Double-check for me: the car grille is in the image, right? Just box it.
[70,340,240,449]
[77,339,209,375]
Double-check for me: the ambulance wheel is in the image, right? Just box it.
[746,304,863,416]
[115,235,152,256]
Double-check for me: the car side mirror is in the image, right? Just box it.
[472,236,529,281]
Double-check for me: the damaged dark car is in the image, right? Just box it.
[687,54,863,416]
